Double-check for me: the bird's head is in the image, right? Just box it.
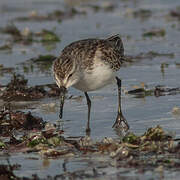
[53,57,81,119]
[106,34,124,56]
[53,57,81,89]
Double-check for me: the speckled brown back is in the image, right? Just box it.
[53,35,125,78]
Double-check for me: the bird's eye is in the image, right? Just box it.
[68,73,73,79]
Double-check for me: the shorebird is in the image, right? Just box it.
[53,35,129,133]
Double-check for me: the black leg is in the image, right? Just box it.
[112,77,129,131]
[84,92,91,133]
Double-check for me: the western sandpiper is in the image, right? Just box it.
[53,35,129,133]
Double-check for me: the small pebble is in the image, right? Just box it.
[172,106,180,115]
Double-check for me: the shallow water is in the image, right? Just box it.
[0,0,180,179]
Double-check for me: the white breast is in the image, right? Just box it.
[73,62,116,92]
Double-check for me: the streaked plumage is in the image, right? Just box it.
[53,35,129,133]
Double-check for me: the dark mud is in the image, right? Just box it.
[127,85,180,98]
[0,107,45,137]
[170,6,180,20]
[0,163,21,180]
[0,65,14,77]
[0,73,60,101]
[143,28,166,38]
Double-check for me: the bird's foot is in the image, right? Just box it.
[85,127,91,136]
[112,113,129,132]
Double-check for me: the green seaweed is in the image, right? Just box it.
[47,136,64,146]
[141,125,168,141]
[0,44,12,51]
[143,29,166,38]
[0,140,5,149]
[28,137,47,148]
[32,54,56,62]
[123,132,140,144]
[40,29,60,42]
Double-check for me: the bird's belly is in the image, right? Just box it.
[73,64,116,92]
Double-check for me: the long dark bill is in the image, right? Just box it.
[59,86,67,119]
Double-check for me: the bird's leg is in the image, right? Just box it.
[112,77,129,131]
[84,92,91,134]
